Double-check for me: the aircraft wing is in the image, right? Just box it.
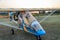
[0,22,21,30]
[0,18,21,29]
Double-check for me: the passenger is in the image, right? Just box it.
[18,11,24,29]
[9,11,13,21]
[22,11,30,27]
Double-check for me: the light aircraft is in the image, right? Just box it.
[0,9,56,40]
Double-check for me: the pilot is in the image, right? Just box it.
[18,11,29,29]
[9,11,13,21]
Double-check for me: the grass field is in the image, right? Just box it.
[36,15,60,40]
[0,15,60,40]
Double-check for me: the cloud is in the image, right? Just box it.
[0,0,60,8]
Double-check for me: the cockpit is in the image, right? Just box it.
[31,21,42,32]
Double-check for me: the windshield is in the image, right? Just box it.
[31,21,42,31]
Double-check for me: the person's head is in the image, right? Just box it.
[10,11,12,13]
[20,11,25,15]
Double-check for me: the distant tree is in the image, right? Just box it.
[0,12,8,16]
[54,10,60,14]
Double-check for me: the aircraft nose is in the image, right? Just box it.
[37,29,46,36]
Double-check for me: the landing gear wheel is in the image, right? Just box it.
[11,29,14,35]
[36,36,41,40]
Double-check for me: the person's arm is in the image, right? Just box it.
[9,12,10,16]
[18,14,22,23]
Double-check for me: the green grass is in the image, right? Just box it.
[35,15,60,40]
[0,18,18,26]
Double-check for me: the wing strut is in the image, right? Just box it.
[40,10,56,23]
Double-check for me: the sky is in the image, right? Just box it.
[0,0,60,8]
